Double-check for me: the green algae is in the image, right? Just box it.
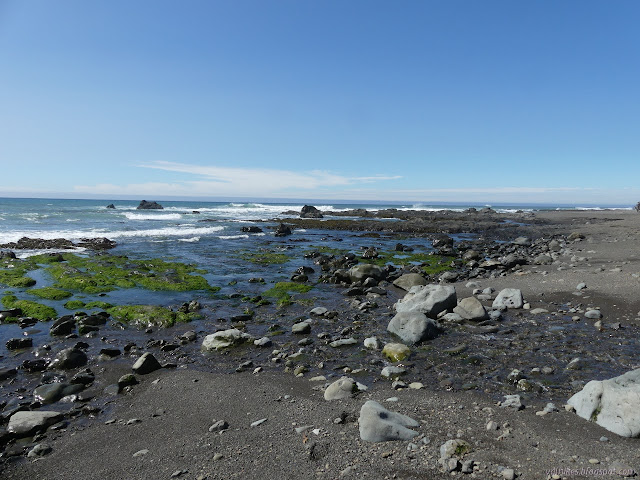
[85,301,114,310]
[1,295,57,321]
[28,287,73,301]
[42,253,218,294]
[107,305,200,328]
[64,300,86,310]
[263,282,313,307]
[360,251,455,275]
[307,245,350,256]
[240,250,290,265]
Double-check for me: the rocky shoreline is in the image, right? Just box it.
[1,208,640,479]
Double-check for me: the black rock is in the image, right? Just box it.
[241,226,263,233]
[50,316,76,336]
[22,359,48,372]
[0,367,17,380]
[0,250,16,259]
[6,338,33,350]
[300,205,323,218]
[274,223,292,237]
[19,317,38,328]
[132,352,162,375]
[106,204,116,209]
[49,348,88,370]
[137,200,164,210]
[0,309,23,322]
[77,237,116,250]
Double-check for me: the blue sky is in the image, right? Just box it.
[1,0,639,204]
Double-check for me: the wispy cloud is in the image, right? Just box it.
[73,161,402,197]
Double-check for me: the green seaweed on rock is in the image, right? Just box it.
[262,282,313,307]
[107,305,200,328]
[28,287,73,300]
[240,250,290,265]
[1,294,57,321]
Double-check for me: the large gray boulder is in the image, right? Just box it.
[492,288,524,309]
[358,400,419,442]
[387,311,439,344]
[202,329,252,351]
[348,264,385,283]
[8,411,63,437]
[394,284,457,319]
[453,297,488,321]
[567,368,640,437]
[392,273,427,291]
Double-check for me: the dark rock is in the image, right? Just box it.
[274,223,292,237]
[99,348,121,357]
[50,316,76,336]
[432,235,453,249]
[70,369,95,385]
[0,309,22,322]
[6,338,33,350]
[0,367,17,380]
[19,317,38,328]
[49,348,88,370]
[241,226,263,233]
[77,237,116,250]
[22,359,48,373]
[132,352,162,375]
[0,250,16,259]
[106,204,116,209]
[137,200,164,210]
[300,205,323,218]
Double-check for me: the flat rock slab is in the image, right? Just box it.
[8,411,63,437]
[394,284,457,319]
[201,329,252,351]
[358,400,419,442]
[568,368,640,437]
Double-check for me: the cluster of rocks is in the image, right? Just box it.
[0,237,116,251]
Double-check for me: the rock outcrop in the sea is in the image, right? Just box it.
[568,368,640,437]
[241,226,263,233]
[300,205,323,218]
[274,223,292,237]
[106,204,116,209]
[137,200,164,210]
[0,237,116,251]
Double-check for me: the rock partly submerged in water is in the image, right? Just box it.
[0,236,115,250]
[568,368,640,437]
[300,205,323,218]
[137,200,164,210]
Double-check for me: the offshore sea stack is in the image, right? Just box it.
[137,200,164,210]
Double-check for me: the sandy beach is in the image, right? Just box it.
[2,209,640,480]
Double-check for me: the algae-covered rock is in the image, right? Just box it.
[382,342,411,362]
[202,329,252,351]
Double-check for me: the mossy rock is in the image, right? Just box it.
[85,301,114,310]
[41,253,219,294]
[240,250,290,265]
[107,305,199,328]
[28,287,73,300]
[64,300,86,310]
[382,342,411,362]
[1,295,57,321]
[262,282,313,307]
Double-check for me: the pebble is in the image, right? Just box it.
[588,458,600,464]
[213,453,223,461]
[133,449,149,457]
[250,418,267,427]
[501,468,515,480]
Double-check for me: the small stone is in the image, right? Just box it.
[250,418,267,427]
[486,420,498,431]
[213,453,223,461]
[27,443,52,458]
[408,382,424,390]
[588,459,600,464]
[209,420,229,432]
[133,449,149,457]
[501,468,515,480]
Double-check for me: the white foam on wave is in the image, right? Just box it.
[218,234,250,240]
[124,212,183,221]
[16,247,88,259]
[0,225,226,244]
[178,237,200,243]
